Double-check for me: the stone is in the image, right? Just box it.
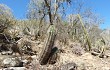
[1,51,13,55]
[2,58,23,67]
[60,63,77,70]
[0,67,26,70]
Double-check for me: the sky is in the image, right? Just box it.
[85,0,110,29]
[0,0,30,19]
[0,0,110,29]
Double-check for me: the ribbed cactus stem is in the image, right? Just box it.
[77,14,92,51]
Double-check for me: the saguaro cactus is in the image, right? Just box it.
[39,25,56,65]
[77,14,92,51]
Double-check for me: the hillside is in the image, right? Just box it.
[0,0,110,70]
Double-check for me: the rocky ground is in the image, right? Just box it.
[0,35,110,70]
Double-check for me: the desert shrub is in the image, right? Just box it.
[100,29,110,49]
[0,4,14,33]
[11,19,48,40]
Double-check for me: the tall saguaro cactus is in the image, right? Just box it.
[39,25,56,65]
[77,14,92,51]
[37,0,72,65]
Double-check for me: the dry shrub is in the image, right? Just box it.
[17,36,38,55]
[55,22,69,45]
[69,43,85,56]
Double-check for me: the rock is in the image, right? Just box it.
[91,51,100,56]
[26,59,40,70]
[1,51,12,55]
[0,67,26,70]
[22,55,37,66]
[2,58,23,67]
[31,55,37,59]
[60,63,77,70]
[22,59,28,64]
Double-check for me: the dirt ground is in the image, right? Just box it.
[0,37,110,70]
